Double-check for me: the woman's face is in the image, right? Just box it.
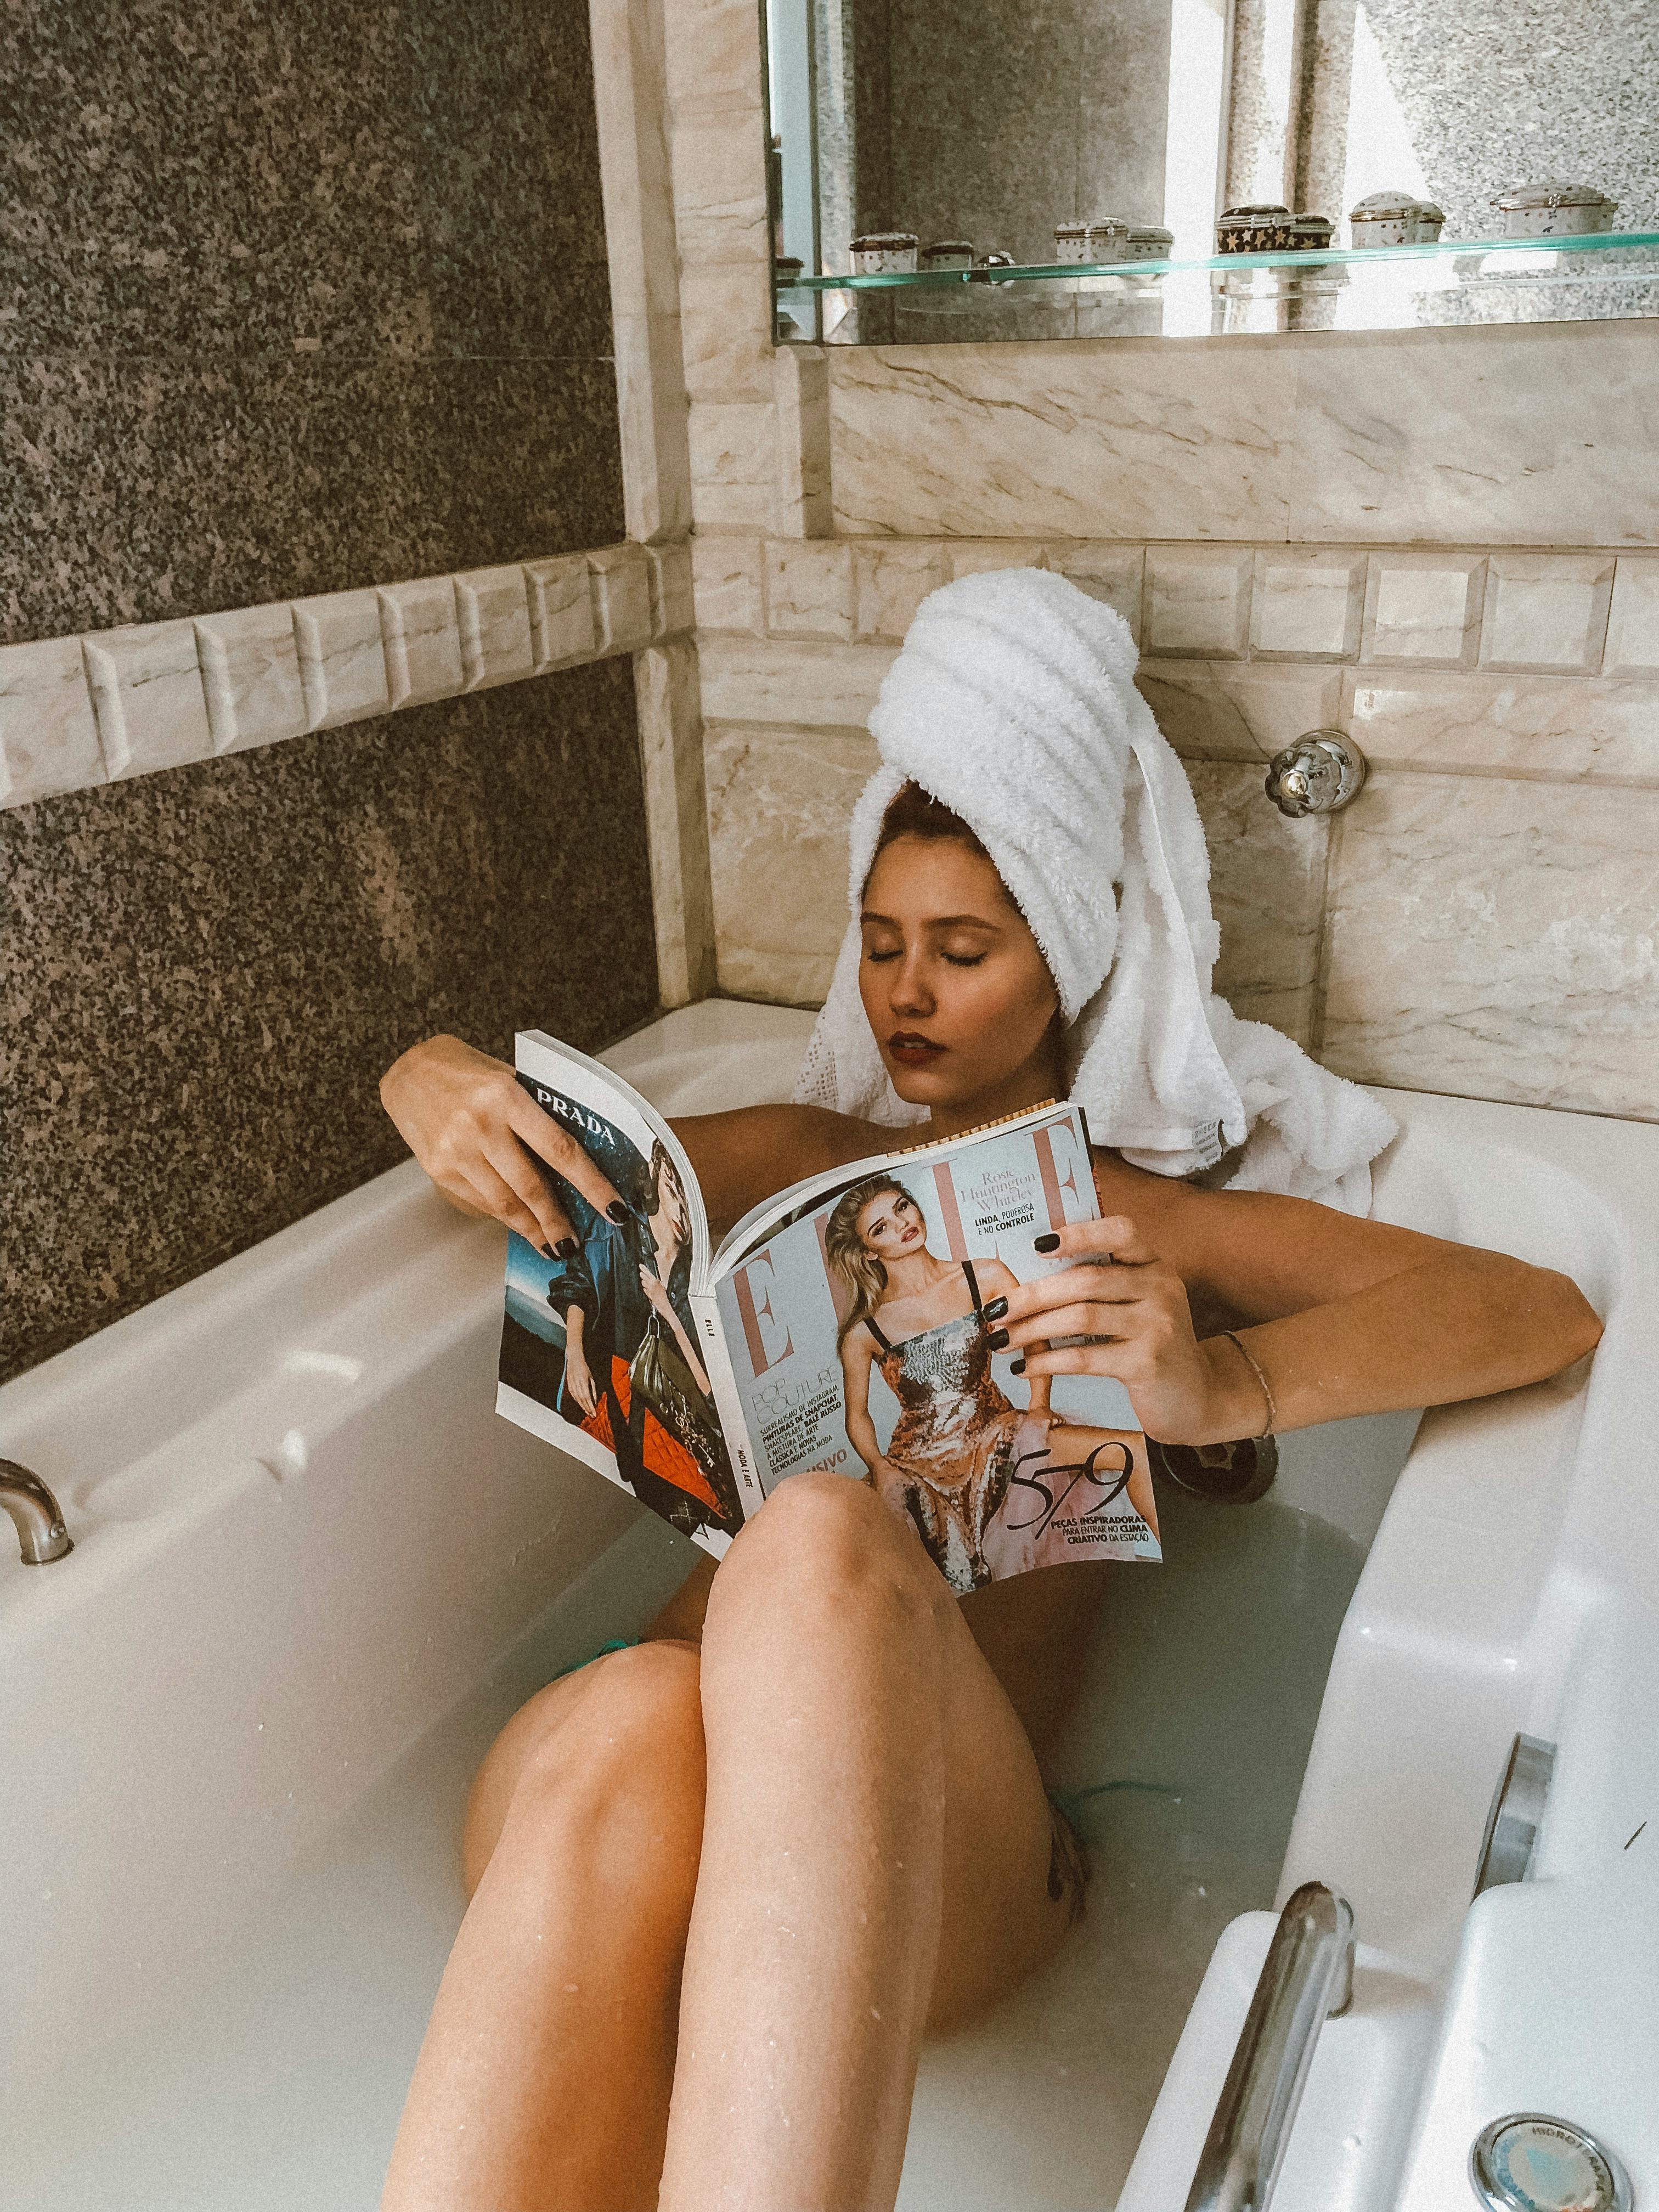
[656,1159,690,1245]
[859,835,1062,1121]
[856,1187,926,1262]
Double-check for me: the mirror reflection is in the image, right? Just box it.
[766,0,1659,342]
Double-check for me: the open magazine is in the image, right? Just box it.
[496,1031,1161,1592]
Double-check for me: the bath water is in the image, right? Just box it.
[5,1481,1363,2212]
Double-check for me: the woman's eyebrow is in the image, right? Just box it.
[858,910,1001,931]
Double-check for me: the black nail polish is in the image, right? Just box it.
[607,1200,630,1223]
[1010,1357,1026,1376]
[981,1296,1008,1324]
[1034,1231,1060,1253]
[987,1328,1009,1351]
[554,1237,578,1260]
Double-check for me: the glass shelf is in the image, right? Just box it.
[781,229,1659,290]
[776,230,1659,344]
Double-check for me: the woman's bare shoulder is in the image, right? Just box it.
[672,1103,889,1239]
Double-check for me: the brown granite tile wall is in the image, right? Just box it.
[0,0,624,640]
[1,664,659,1382]
[0,0,657,1380]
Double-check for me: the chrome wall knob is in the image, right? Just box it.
[1265,730,1368,817]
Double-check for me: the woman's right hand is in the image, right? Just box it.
[380,1033,619,1252]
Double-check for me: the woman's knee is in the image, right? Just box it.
[463,1640,706,1895]
[710,1470,955,1641]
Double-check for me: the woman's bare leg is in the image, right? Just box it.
[659,1472,1073,2212]
[381,1640,706,2212]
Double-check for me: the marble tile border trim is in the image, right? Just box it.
[0,541,694,811]
[690,532,1654,743]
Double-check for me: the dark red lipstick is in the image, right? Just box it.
[888,1030,945,1068]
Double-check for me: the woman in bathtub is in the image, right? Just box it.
[826,1173,1154,1591]
[376,571,1602,2212]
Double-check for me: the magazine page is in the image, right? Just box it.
[495,1032,745,1558]
[712,1104,1162,1591]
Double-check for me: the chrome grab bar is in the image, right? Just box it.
[1183,1881,1355,2212]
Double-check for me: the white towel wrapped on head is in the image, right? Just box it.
[792,567,1396,1213]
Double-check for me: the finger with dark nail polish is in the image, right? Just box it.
[607,1201,630,1223]
[987,1328,1009,1351]
[1034,1232,1060,1253]
[555,1237,579,1260]
[1010,1357,1026,1375]
[981,1296,1008,1324]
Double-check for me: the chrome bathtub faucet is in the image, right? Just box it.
[0,1460,74,1565]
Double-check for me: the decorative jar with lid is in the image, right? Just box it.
[850,232,919,274]
[1492,181,1618,237]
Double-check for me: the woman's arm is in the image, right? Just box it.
[562,1308,600,1417]
[668,1105,888,1240]
[995,1165,1604,1446]
[839,1330,889,1485]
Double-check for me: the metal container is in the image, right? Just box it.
[1123,225,1175,262]
[1291,212,1334,249]
[1492,180,1618,237]
[919,239,973,272]
[1087,217,1132,263]
[1053,222,1092,264]
[1412,200,1445,242]
[1349,190,1420,247]
[1216,203,1299,253]
[850,231,919,275]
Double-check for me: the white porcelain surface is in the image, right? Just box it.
[1144,548,1255,659]
[691,535,766,634]
[9,1012,1651,2212]
[706,723,877,1001]
[1344,668,1659,785]
[1322,772,1659,1118]
[765,540,855,638]
[1479,553,1616,674]
[853,542,950,641]
[1361,553,1487,667]
[1249,549,1365,661]
[376,578,466,709]
[587,545,656,653]
[0,636,105,805]
[82,619,214,780]
[523,555,599,670]
[292,588,391,731]
[1604,556,1659,677]
[453,566,537,693]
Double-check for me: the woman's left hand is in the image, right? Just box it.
[996,1217,1262,1446]
[639,1265,673,1317]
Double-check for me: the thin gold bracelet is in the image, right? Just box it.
[1219,1329,1277,1439]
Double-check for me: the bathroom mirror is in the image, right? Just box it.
[765,0,1659,343]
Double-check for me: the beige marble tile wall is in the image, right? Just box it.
[659,0,1659,1126]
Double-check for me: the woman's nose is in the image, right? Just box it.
[887,950,934,1015]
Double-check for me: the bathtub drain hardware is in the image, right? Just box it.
[1472,1731,1556,1896]
[0,1459,74,1565]
[1469,2112,1632,2212]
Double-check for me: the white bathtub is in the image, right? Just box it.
[2,998,1654,2211]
